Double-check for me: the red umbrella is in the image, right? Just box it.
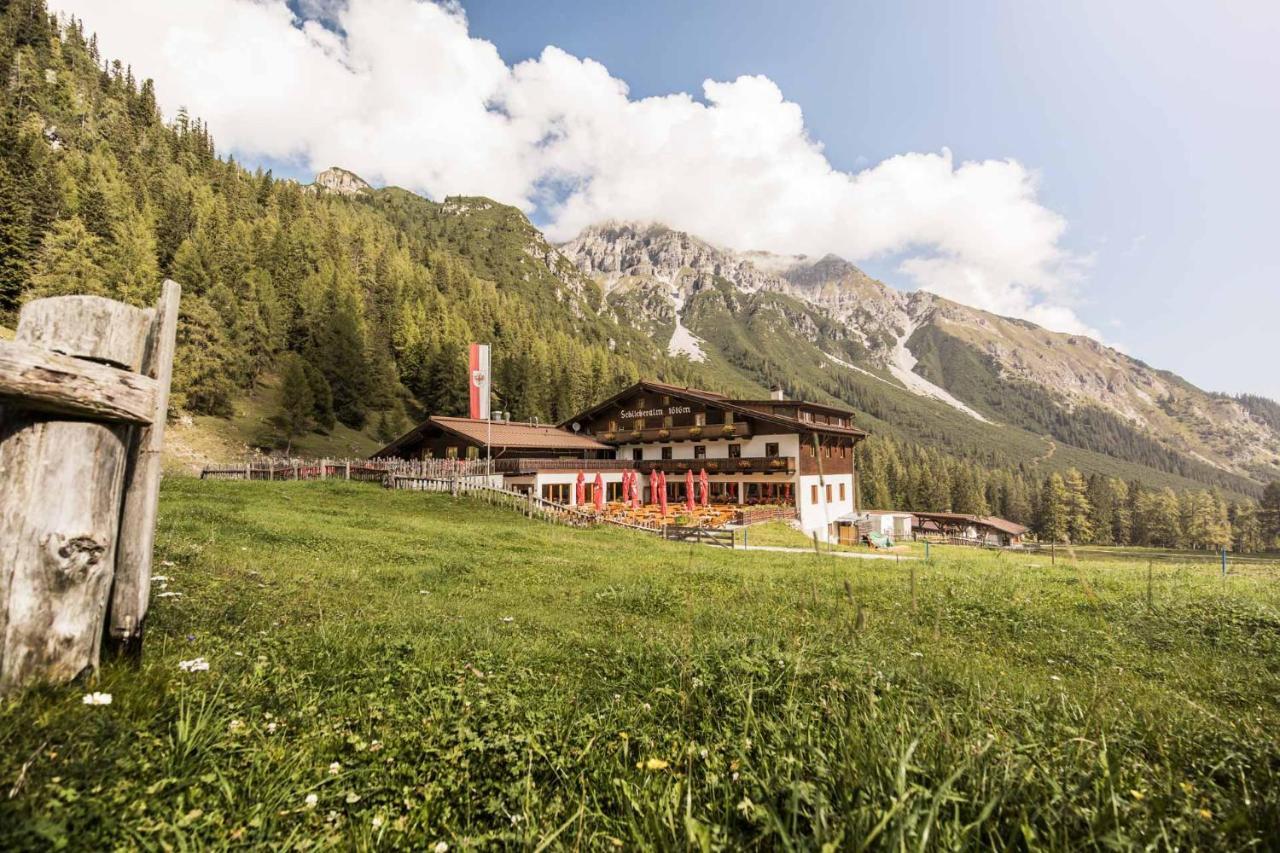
[593,473,605,511]
[657,471,668,516]
[632,473,642,509]
[685,469,695,513]
[575,470,585,507]
[699,468,709,507]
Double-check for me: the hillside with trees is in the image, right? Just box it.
[1,0,1276,550]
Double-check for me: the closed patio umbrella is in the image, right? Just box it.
[699,468,709,507]
[657,471,668,516]
[685,469,695,513]
[632,473,642,509]
[593,473,605,511]
[575,470,585,506]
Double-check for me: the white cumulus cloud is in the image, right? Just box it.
[51,0,1095,335]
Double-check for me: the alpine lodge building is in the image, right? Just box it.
[374,380,868,539]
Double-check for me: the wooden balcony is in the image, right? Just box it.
[492,456,796,476]
[493,458,632,475]
[592,422,752,445]
[636,456,795,476]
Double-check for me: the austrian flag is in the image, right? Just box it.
[469,343,490,420]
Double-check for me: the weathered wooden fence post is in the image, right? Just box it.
[0,283,180,693]
[107,281,179,658]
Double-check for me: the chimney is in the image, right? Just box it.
[770,385,785,401]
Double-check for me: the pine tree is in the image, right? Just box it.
[0,158,32,314]
[1037,473,1069,543]
[276,353,314,452]
[28,217,108,297]
[1261,481,1280,547]
[1063,468,1092,544]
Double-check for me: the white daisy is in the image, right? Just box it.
[82,692,113,706]
[179,657,209,672]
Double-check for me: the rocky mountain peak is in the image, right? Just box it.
[311,167,371,196]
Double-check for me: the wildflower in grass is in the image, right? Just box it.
[151,575,169,583]
[82,692,112,706]
[229,719,245,733]
[267,722,279,734]
[328,761,341,775]
[304,793,318,809]
[699,748,709,760]
[1199,809,1213,820]
[1050,675,1062,682]
[372,815,385,830]
[910,651,924,658]
[433,842,449,853]
[369,740,382,752]
[1130,789,1145,800]
[637,757,669,770]
[179,657,209,672]
[499,616,514,623]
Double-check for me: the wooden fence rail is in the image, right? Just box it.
[0,283,181,695]
[200,457,490,483]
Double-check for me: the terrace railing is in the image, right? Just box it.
[595,421,752,444]
[491,456,798,476]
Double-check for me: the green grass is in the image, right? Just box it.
[3,480,1279,849]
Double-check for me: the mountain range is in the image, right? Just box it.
[553,220,1280,498]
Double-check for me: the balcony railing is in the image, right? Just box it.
[491,456,797,476]
[592,422,752,444]
[494,458,633,475]
[637,456,795,476]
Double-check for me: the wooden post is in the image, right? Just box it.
[345,460,351,480]
[0,295,153,693]
[108,280,180,658]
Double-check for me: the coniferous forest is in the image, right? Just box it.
[1,0,1277,550]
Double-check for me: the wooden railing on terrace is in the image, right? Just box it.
[492,456,797,476]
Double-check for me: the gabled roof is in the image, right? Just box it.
[562,379,868,438]
[372,416,609,458]
[910,511,1029,536]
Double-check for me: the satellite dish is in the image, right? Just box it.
[571,422,581,432]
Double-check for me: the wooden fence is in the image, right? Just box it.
[200,457,490,483]
[0,283,180,695]
[662,526,735,548]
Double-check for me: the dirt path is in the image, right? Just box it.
[738,545,920,561]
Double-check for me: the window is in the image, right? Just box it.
[445,446,459,459]
[723,410,734,425]
[608,419,618,431]
[803,444,813,457]
[661,447,673,460]
[633,418,644,430]
[661,395,671,405]
[694,412,706,426]
[765,442,779,458]
[663,415,673,428]
[810,484,819,504]
[728,444,741,458]
[632,448,643,461]
[466,446,479,460]
[542,483,571,504]
[839,483,846,501]
[693,445,706,459]
[825,484,832,503]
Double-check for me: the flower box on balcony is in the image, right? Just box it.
[631,430,644,439]
[706,461,719,471]
[721,425,737,437]
[602,431,616,441]
[737,460,752,470]
[768,458,783,469]
[657,429,671,439]
[689,426,703,438]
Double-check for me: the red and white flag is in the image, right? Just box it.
[468,343,490,420]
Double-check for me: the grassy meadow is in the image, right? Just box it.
[2,480,1279,850]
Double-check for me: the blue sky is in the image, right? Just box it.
[455,0,1279,398]
[66,0,1279,400]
